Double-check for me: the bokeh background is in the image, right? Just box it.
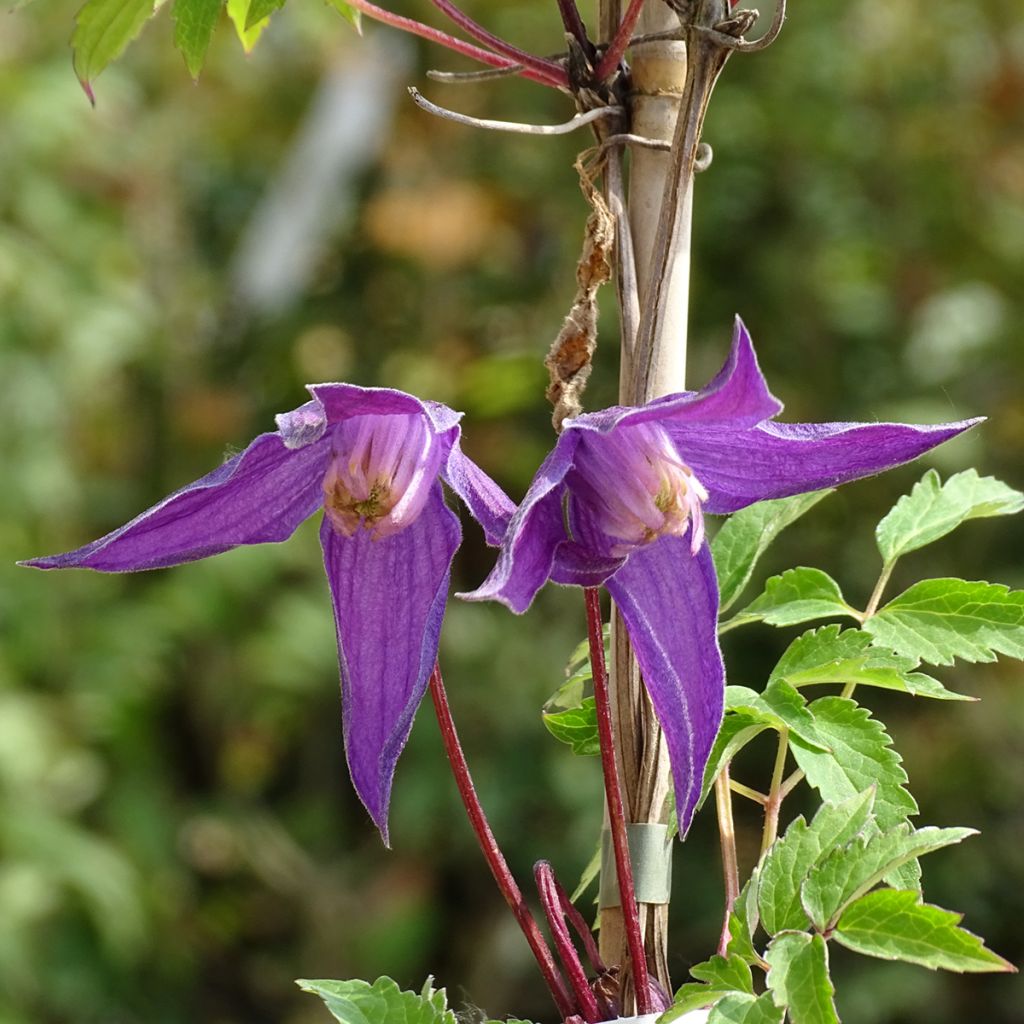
[1,1,1022,1022]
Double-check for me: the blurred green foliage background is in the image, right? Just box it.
[1,1,1022,1022]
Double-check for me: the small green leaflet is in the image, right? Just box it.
[765,933,838,1024]
[227,0,269,51]
[245,0,283,30]
[542,698,599,756]
[770,625,968,700]
[833,890,1015,973]
[789,697,917,833]
[296,977,539,1024]
[172,0,222,79]
[724,682,828,751]
[326,0,360,30]
[72,0,166,99]
[699,712,769,807]
[570,839,601,902]
[801,825,976,931]
[708,993,784,1024]
[723,568,856,632]
[712,490,833,613]
[665,953,753,1018]
[876,469,1023,566]
[757,789,875,934]
[866,579,1024,666]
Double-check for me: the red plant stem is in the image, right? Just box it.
[551,869,606,974]
[593,0,646,82]
[345,0,568,88]
[555,0,592,51]
[426,0,569,83]
[536,862,603,1023]
[583,588,652,1015]
[428,666,575,1020]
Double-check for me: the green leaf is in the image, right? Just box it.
[725,568,856,631]
[728,869,762,964]
[802,825,976,931]
[699,711,769,807]
[866,579,1024,666]
[712,490,833,613]
[876,469,1024,565]
[227,0,269,51]
[570,839,601,903]
[770,625,969,700]
[707,993,785,1024]
[725,681,828,751]
[72,0,165,98]
[297,976,457,1024]
[758,789,875,934]
[542,697,599,756]
[172,0,222,79]
[668,953,754,1016]
[790,697,917,832]
[325,0,360,30]
[765,933,838,1024]
[833,890,1015,973]
[245,0,283,29]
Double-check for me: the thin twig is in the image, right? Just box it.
[697,0,787,52]
[594,0,649,81]
[556,0,593,51]
[599,132,671,153]
[729,778,768,805]
[346,0,567,88]
[536,862,603,1023]
[429,667,575,1019]
[427,0,567,78]
[760,727,790,855]
[584,588,652,1016]
[715,767,741,956]
[410,88,622,135]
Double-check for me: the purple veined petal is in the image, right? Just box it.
[22,432,331,572]
[320,484,461,844]
[676,416,983,515]
[458,432,582,613]
[561,316,783,442]
[549,539,624,587]
[309,383,450,427]
[605,537,723,837]
[442,438,516,547]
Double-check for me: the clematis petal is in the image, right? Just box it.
[308,383,438,424]
[459,432,582,613]
[320,484,460,843]
[23,432,330,572]
[604,537,723,836]
[443,438,516,547]
[676,417,982,514]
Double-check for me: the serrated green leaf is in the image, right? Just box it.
[172,0,222,79]
[542,698,599,756]
[227,0,268,51]
[790,697,917,831]
[876,469,1024,565]
[833,889,1015,972]
[699,712,769,807]
[765,933,838,1024]
[712,490,833,613]
[325,0,360,30]
[72,0,165,97]
[297,976,457,1024]
[866,579,1024,666]
[707,992,785,1024]
[725,681,828,751]
[668,954,754,1016]
[728,868,763,963]
[724,568,856,632]
[245,0,282,29]
[547,623,608,711]
[801,825,976,931]
[758,789,876,934]
[770,625,969,700]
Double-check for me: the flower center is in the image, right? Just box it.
[322,413,439,539]
[571,421,708,557]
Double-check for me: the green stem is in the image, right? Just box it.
[846,560,896,697]
[760,727,790,855]
[729,779,768,805]
[714,767,741,956]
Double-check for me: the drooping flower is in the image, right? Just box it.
[462,318,981,834]
[22,385,513,843]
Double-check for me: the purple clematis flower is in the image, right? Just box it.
[23,385,513,843]
[462,318,981,835]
